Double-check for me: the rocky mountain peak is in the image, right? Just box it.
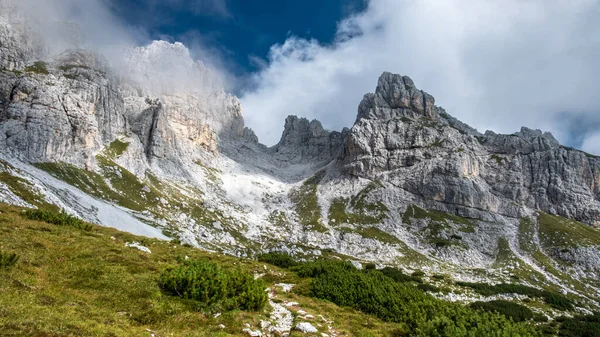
[269,115,348,165]
[357,72,437,122]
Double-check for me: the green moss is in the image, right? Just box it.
[24,61,49,75]
[538,212,600,248]
[290,171,327,232]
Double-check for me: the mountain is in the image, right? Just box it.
[2,2,600,328]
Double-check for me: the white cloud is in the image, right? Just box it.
[582,132,600,156]
[4,0,228,96]
[240,0,600,146]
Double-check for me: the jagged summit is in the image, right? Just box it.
[269,115,348,165]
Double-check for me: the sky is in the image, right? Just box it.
[11,0,600,153]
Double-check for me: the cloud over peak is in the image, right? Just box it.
[240,0,600,149]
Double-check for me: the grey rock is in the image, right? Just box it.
[269,115,347,165]
[340,72,600,226]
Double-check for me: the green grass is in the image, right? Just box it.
[290,171,327,232]
[356,227,401,244]
[328,181,389,226]
[402,205,474,248]
[0,171,58,212]
[0,250,19,270]
[24,61,49,75]
[456,282,573,311]
[104,139,130,158]
[0,202,443,337]
[538,212,600,248]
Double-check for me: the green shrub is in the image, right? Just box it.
[380,267,422,283]
[257,252,298,268]
[294,259,355,278]
[557,312,600,337]
[365,263,377,270]
[416,283,440,293]
[411,270,425,278]
[0,251,19,270]
[456,282,573,311]
[22,208,92,231]
[158,260,267,312]
[469,300,534,322]
[297,260,539,336]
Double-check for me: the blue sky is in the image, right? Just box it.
[109,0,367,75]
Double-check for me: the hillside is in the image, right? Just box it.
[3,203,600,336]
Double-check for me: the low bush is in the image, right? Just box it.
[557,312,600,337]
[158,259,267,312]
[0,251,19,270]
[297,260,539,336]
[22,208,92,231]
[257,252,298,268]
[457,282,573,311]
[469,300,534,322]
[380,267,422,283]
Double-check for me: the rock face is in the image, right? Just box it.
[340,72,600,225]
[0,50,126,167]
[270,115,348,165]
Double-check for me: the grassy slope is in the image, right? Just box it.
[0,203,406,337]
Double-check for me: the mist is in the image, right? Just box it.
[3,0,230,97]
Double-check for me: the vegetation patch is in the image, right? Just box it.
[0,171,58,211]
[295,260,539,336]
[158,259,267,312]
[257,252,298,268]
[403,204,474,230]
[0,250,19,270]
[556,312,600,337]
[290,171,327,232]
[538,212,600,248]
[24,61,49,75]
[456,282,573,311]
[490,154,507,164]
[328,181,389,225]
[402,205,474,247]
[104,139,130,158]
[22,208,92,231]
[469,300,534,322]
[380,267,423,283]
